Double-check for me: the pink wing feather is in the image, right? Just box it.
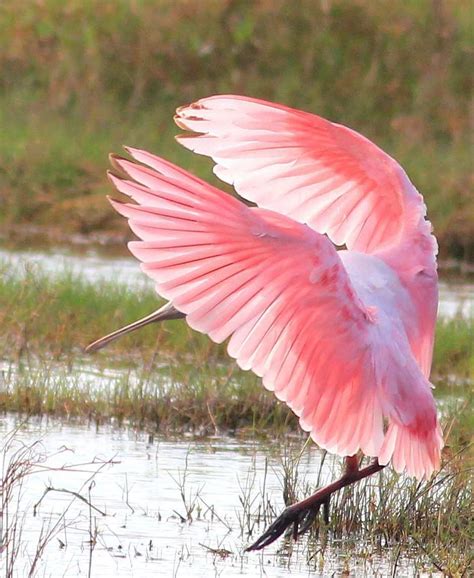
[175,95,437,265]
[108,148,442,479]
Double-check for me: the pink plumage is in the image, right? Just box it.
[101,95,443,484]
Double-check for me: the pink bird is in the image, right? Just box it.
[87,95,443,550]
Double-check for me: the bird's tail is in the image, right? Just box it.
[85,301,185,353]
[378,420,444,480]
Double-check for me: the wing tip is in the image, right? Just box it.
[106,170,125,190]
[109,153,130,174]
[107,195,128,216]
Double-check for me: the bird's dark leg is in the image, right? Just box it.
[245,456,385,552]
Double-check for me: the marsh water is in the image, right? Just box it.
[1,246,473,318]
[0,246,470,576]
[1,414,434,578]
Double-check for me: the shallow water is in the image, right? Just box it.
[1,246,472,318]
[0,414,428,578]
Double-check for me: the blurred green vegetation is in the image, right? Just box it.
[0,0,472,259]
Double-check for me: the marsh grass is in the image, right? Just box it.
[433,316,474,380]
[0,426,115,578]
[1,264,472,377]
[0,357,296,436]
[0,263,471,436]
[0,261,219,362]
[240,407,473,576]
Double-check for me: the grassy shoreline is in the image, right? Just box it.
[1,355,472,440]
[0,264,472,433]
[1,265,472,378]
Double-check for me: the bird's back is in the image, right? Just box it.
[340,250,438,379]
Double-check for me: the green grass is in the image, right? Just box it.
[434,317,474,381]
[0,358,295,435]
[0,263,219,363]
[1,264,472,380]
[0,0,472,260]
[0,262,471,439]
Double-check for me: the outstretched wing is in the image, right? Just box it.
[108,147,442,478]
[175,95,437,268]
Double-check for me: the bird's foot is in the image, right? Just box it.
[245,495,330,551]
[245,457,385,552]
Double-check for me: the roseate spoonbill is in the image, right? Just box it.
[86,95,443,550]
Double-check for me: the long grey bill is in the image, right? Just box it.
[85,301,185,353]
